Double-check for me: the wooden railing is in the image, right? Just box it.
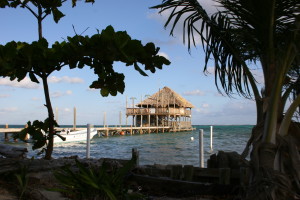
[126,108,191,116]
[168,121,192,129]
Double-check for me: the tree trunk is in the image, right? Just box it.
[37,3,43,40]
[42,76,54,160]
[247,120,300,199]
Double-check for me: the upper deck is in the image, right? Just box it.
[126,107,191,116]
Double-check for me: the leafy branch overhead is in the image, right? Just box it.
[0,25,170,96]
[0,0,94,23]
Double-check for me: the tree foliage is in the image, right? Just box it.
[53,158,138,200]
[0,26,170,96]
[0,0,170,159]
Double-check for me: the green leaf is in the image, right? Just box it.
[0,0,9,8]
[134,62,148,76]
[100,87,109,97]
[279,94,300,136]
[144,42,156,55]
[52,8,65,23]
[29,72,39,83]
[72,0,95,7]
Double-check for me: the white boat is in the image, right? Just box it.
[53,128,97,143]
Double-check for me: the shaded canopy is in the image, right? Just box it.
[137,86,194,108]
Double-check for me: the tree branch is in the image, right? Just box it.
[24,4,38,19]
[42,13,49,20]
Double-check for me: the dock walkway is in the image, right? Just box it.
[0,126,195,141]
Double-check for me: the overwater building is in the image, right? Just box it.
[126,86,194,132]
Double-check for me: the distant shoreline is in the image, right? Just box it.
[0,124,255,128]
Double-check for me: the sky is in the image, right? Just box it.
[0,0,261,126]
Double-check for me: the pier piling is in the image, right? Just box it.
[86,124,91,159]
[73,107,76,130]
[199,129,204,168]
[5,124,8,141]
[132,148,139,167]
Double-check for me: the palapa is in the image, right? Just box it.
[137,86,194,108]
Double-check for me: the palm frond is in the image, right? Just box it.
[153,0,259,99]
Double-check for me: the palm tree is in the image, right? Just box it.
[152,0,300,199]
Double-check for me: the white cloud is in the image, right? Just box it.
[183,89,205,96]
[51,90,73,98]
[148,1,220,46]
[0,94,10,98]
[31,97,41,101]
[214,92,224,97]
[51,91,63,98]
[194,107,210,114]
[0,107,18,113]
[0,77,39,89]
[157,52,170,60]
[66,90,73,95]
[202,103,209,108]
[63,108,71,112]
[250,69,264,85]
[204,66,215,74]
[48,76,84,84]
[87,88,97,92]
[221,100,256,116]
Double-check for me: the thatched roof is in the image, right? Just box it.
[137,86,194,108]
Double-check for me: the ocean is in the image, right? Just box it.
[1,125,253,167]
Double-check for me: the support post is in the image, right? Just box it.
[132,115,135,127]
[55,107,58,124]
[170,165,183,180]
[119,111,122,127]
[179,114,181,132]
[183,165,194,181]
[5,124,8,141]
[219,168,231,185]
[199,129,204,168]
[132,148,139,167]
[86,124,91,159]
[73,107,76,130]
[103,112,106,128]
[148,114,151,133]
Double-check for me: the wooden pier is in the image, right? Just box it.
[0,125,195,141]
[93,125,195,136]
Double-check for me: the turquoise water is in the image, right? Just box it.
[1,125,252,166]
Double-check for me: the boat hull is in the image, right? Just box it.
[54,129,97,143]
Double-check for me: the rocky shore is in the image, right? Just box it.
[0,152,246,200]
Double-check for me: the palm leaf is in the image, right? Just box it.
[153,0,258,99]
[279,94,300,136]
